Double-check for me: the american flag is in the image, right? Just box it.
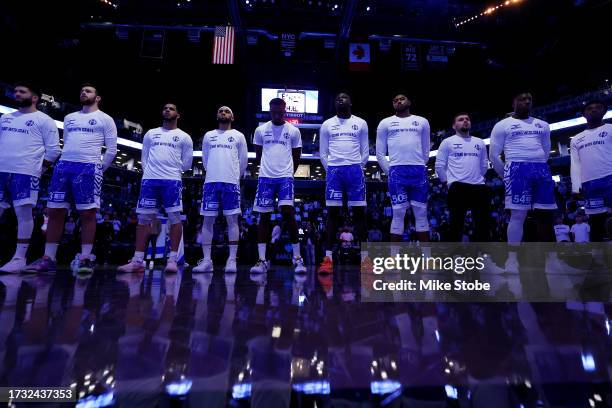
[212,25,235,64]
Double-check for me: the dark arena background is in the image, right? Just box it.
[1,0,612,407]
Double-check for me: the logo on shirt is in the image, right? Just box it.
[89,119,97,126]
[390,121,399,127]
[152,134,161,139]
[331,125,340,131]
[284,133,290,139]
[534,122,543,129]
[25,120,34,126]
[227,136,235,143]
[453,144,462,149]
[510,124,521,130]
[352,124,358,131]
[173,135,180,142]
[412,121,419,126]
[65,119,76,127]
[599,131,608,138]
[474,144,481,151]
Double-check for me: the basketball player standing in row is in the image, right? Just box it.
[118,103,193,273]
[436,113,490,241]
[570,100,612,242]
[26,84,118,273]
[250,98,306,274]
[318,93,370,273]
[0,83,61,272]
[489,92,556,243]
[193,106,248,273]
[376,94,431,244]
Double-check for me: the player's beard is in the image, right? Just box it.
[461,126,470,133]
[15,96,33,108]
[218,118,231,124]
[395,104,409,114]
[81,96,96,106]
[336,106,350,116]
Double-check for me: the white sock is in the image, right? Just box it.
[202,217,214,261]
[81,244,93,258]
[134,251,145,262]
[15,243,29,259]
[292,243,300,258]
[229,244,238,260]
[325,250,333,258]
[45,243,59,260]
[258,243,267,260]
[203,244,212,261]
[169,251,178,261]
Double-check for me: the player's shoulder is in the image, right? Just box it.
[285,122,300,132]
[232,129,246,139]
[570,127,588,143]
[491,116,515,132]
[64,110,79,120]
[351,114,367,124]
[531,116,550,128]
[33,110,54,121]
[321,116,336,127]
[377,115,394,126]
[144,126,160,137]
[254,122,269,133]
[32,111,55,125]
[412,114,429,124]
[175,128,191,139]
[495,116,514,126]
[96,110,115,122]
[203,129,217,138]
[471,135,486,145]
[438,135,453,147]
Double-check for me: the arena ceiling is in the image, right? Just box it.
[0,0,610,135]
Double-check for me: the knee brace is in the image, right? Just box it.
[167,211,182,225]
[412,206,429,232]
[14,205,34,240]
[226,214,239,242]
[391,208,407,235]
[138,213,156,226]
